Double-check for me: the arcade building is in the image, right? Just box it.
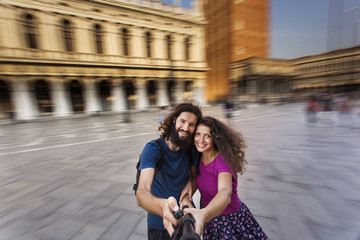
[0,0,207,121]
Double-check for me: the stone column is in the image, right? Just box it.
[157,80,169,106]
[131,27,143,58]
[153,30,166,59]
[102,22,118,56]
[136,78,149,110]
[192,28,206,62]
[172,33,182,61]
[1,8,20,48]
[50,79,72,117]
[38,13,57,51]
[193,77,207,105]
[111,79,127,112]
[84,79,100,114]
[74,19,92,54]
[10,79,38,120]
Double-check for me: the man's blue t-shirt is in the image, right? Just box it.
[139,137,198,230]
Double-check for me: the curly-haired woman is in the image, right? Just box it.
[182,116,269,240]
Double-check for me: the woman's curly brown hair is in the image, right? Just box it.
[159,102,202,139]
[199,116,247,174]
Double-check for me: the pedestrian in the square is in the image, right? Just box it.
[182,116,269,239]
[337,93,353,127]
[305,95,318,123]
[224,98,234,125]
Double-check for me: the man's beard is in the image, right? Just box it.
[169,126,194,149]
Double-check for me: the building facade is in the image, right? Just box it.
[229,46,360,103]
[0,0,207,121]
[203,0,269,101]
[229,57,294,103]
[293,46,360,94]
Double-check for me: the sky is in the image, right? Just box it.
[161,0,194,9]
[160,0,360,60]
[270,0,329,59]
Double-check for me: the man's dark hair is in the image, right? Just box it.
[159,101,202,139]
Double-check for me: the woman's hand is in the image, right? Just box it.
[179,179,193,203]
[183,208,206,236]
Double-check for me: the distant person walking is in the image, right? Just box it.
[351,93,360,128]
[337,94,353,127]
[224,99,233,125]
[318,94,336,126]
[305,95,318,123]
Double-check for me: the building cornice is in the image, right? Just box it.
[87,0,206,24]
[4,0,206,26]
[0,58,208,72]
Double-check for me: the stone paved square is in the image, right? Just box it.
[0,103,359,240]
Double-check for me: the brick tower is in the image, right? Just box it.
[203,0,269,100]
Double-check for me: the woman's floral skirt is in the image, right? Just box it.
[203,202,269,240]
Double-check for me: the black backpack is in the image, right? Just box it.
[133,138,196,195]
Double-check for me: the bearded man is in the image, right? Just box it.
[136,102,202,240]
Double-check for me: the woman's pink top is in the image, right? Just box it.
[196,154,242,215]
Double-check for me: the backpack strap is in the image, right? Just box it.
[133,137,164,195]
[154,138,165,174]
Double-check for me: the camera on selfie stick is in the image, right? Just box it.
[170,206,201,240]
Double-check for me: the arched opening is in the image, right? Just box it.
[123,80,136,109]
[122,28,130,56]
[145,31,152,58]
[62,19,74,52]
[167,80,176,106]
[146,80,157,107]
[98,80,111,111]
[0,80,13,119]
[166,34,172,59]
[184,37,190,61]
[24,13,38,49]
[184,81,193,99]
[69,80,84,113]
[34,80,52,115]
[94,24,103,54]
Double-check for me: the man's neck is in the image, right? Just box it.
[165,138,180,151]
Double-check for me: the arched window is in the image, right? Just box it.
[94,24,103,54]
[146,80,157,107]
[0,80,13,119]
[122,28,130,56]
[145,31,152,58]
[166,34,172,59]
[123,80,136,109]
[69,80,84,112]
[24,14,38,49]
[34,80,52,113]
[62,19,74,52]
[184,81,193,92]
[98,80,111,111]
[184,37,190,61]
